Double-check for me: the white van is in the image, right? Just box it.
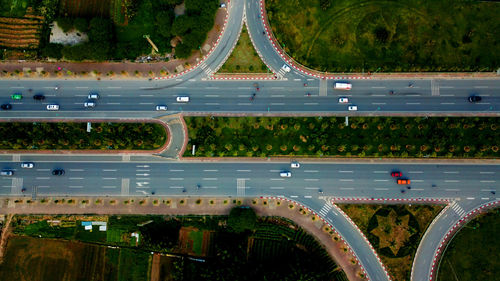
[334,82,352,90]
[46,104,60,111]
[176,96,190,103]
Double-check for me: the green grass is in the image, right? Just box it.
[107,228,126,243]
[183,117,500,158]
[188,230,204,255]
[437,209,500,281]
[266,0,500,72]
[118,248,151,281]
[218,26,270,73]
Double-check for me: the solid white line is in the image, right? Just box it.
[270,187,284,189]
[407,94,421,97]
[102,178,117,180]
[372,94,385,97]
[169,178,184,180]
[1,185,12,188]
[440,94,455,97]
[203,169,218,172]
[69,169,84,172]
[136,178,150,180]
[74,94,87,97]
[169,169,184,172]
[237,170,251,172]
[304,179,319,181]
[69,177,84,180]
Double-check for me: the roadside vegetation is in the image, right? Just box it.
[0,122,167,150]
[338,204,444,281]
[437,208,499,281]
[266,0,500,72]
[183,117,500,158]
[5,209,347,281]
[218,25,270,73]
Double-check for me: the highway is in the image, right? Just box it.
[0,0,499,280]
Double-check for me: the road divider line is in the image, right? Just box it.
[169,178,184,180]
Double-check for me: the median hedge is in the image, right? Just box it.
[0,122,167,150]
[184,117,499,158]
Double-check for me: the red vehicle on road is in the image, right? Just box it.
[391,171,402,177]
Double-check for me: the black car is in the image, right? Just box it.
[52,169,65,176]
[468,95,482,103]
[1,103,12,110]
[33,94,45,101]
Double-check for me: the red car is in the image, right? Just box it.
[391,171,402,177]
[397,179,411,185]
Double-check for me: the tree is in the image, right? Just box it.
[41,43,63,59]
[228,207,257,233]
[56,17,73,32]
[88,18,112,42]
[171,15,192,37]
[73,18,88,32]
[174,42,193,59]
[155,10,174,38]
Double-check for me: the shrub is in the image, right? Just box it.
[74,18,88,32]
[57,17,74,32]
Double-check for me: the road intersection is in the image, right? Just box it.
[0,0,499,280]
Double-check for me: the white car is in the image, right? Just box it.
[88,93,100,100]
[21,162,34,169]
[338,97,349,103]
[280,171,292,178]
[84,101,96,108]
[176,96,190,103]
[156,105,167,111]
[291,162,300,168]
[281,64,291,72]
[348,105,358,111]
[46,104,59,111]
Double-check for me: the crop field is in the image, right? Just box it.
[59,0,111,18]
[178,227,213,256]
[266,0,500,72]
[0,236,151,281]
[0,10,43,49]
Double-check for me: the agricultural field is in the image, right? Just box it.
[338,204,444,281]
[0,122,167,150]
[178,226,214,256]
[218,26,270,73]
[438,208,500,281]
[0,236,151,281]
[0,8,44,49]
[59,0,111,18]
[183,117,500,158]
[266,0,500,72]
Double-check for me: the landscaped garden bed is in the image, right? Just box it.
[266,0,500,72]
[337,204,444,281]
[0,122,167,150]
[183,117,500,158]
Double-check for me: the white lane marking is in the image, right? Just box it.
[169,178,184,180]
[106,102,121,105]
[304,196,312,198]
[1,185,12,188]
[339,179,354,182]
[36,169,50,171]
[36,177,50,180]
[304,103,318,105]
[412,179,424,182]
[202,178,217,180]
[205,94,220,97]
[412,188,425,191]
[445,188,460,191]
[304,170,318,173]
[270,187,284,189]
[74,102,83,105]
[304,179,319,181]
[374,188,389,190]
[409,171,423,174]
[371,86,386,89]
[188,79,196,81]
[271,103,285,105]
[269,170,280,172]
[205,87,219,89]
[443,171,459,174]
[271,94,285,97]
[290,195,298,198]
[305,187,319,190]
[107,86,121,89]
[440,102,455,105]
[237,87,252,89]
[75,94,87,97]
[406,102,421,105]
[37,186,50,188]
[481,197,490,200]
[102,178,117,180]
[69,177,84,180]
[10,86,24,89]
[238,103,252,106]
[480,172,495,174]
[444,180,460,182]
[373,171,387,173]
[307,78,314,81]
[477,102,491,105]
[372,94,385,97]
[102,186,117,189]
[107,94,121,97]
[440,86,454,89]
[407,94,421,97]
[238,94,248,97]
[466,197,475,200]
[237,170,251,172]
[440,94,455,97]
[480,180,496,183]
[270,178,284,181]
[481,189,496,192]
[69,169,84,172]
[339,170,353,173]
[374,179,389,182]
[136,178,150,180]
[372,102,386,105]
[169,186,184,189]
[205,103,220,105]
[294,79,301,81]
[203,169,218,172]
[139,94,154,97]
[69,186,83,188]
[169,169,184,172]
[103,169,117,172]
[203,186,218,189]
[474,86,489,88]
[340,187,354,190]
[139,102,153,105]
[140,86,151,89]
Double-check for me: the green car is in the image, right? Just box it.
[11,93,22,100]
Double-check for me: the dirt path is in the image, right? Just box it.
[150,253,161,281]
[0,214,13,264]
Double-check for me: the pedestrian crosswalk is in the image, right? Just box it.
[319,201,333,217]
[275,67,288,79]
[450,202,466,217]
[237,178,246,197]
[199,61,213,77]
[12,178,22,195]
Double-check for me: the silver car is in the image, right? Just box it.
[21,162,34,168]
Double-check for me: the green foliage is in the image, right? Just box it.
[88,18,112,42]
[139,218,181,250]
[73,18,88,32]
[228,207,257,233]
[155,10,174,38]
[56,17,74,32]
[41,43,63,59]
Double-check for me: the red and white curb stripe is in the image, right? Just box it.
[331,197,451,203]
[258,0,371,81]
[428,200,500,281]
[212,75,276,80]
[153,1,232,81]
[260,196,371,280]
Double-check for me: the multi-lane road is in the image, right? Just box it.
[0,0,499,280]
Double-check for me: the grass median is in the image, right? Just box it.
[183,116,499,158]
[0,122,167,150]
[266,0,500,72]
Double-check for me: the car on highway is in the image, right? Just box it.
[348,105,358,111]
[1,169,14,176]
[291,162,300,168]
[334,82,352,90]
[88,93,100,100]
[46,104,59,111]
[281,64,291,72]
[11,93,22,100]
[1,103,12,110]
[338,97,349,103]
[468,95,482,103]
[176,96,190,103]
[156,105,167,111]
[33,94,45,101]
[397,178,411,185]
[84,101,96,108]
[280,171,292,177]
[21,162,34,169]
[52,169,65,176]
[391,171,402,177]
